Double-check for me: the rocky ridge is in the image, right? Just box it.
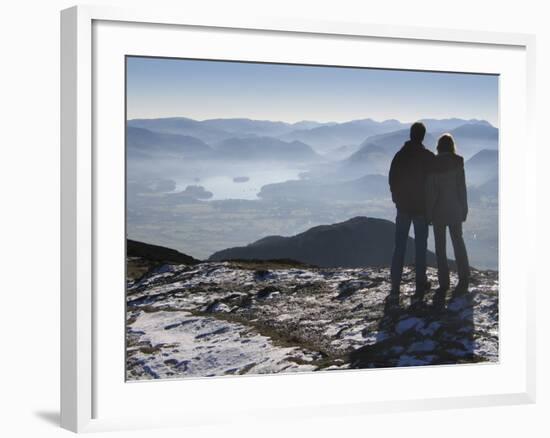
[126,260,498,380]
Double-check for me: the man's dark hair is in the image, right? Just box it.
[410,122,426,142]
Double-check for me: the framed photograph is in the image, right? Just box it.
[61,5,536,433]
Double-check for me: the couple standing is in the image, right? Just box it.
[388,122,470,307]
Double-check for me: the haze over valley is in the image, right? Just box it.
[127,115,499,269]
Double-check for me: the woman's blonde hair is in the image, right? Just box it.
[437,133,456,154]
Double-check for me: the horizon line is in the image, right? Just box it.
[126,114,496,128]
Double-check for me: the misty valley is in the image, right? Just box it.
[126,116,498,270]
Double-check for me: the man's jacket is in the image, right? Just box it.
[389,140,435,216]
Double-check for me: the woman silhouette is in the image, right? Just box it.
[426,134,470,298]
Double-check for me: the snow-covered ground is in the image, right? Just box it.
[126,261,498,380]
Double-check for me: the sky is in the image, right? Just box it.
[126,56,499,126]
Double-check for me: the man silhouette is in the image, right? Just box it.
[388,122,435,302]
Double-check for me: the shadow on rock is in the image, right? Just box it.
[349,289,475,368]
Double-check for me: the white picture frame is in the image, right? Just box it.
[60,4,537,433]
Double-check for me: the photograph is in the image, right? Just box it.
[124,56,499,381]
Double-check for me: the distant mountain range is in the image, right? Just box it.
[126,126,214,159]
[336,144,392,177]
[127,116,498,162]
[446,124,498,159]
[358,129,437,154]
[128,117,230,144]
[322,144,361,161]
[333,122,498,180]
[451,122,498,139]
[209,216,438,268]
[465,149,498,187]
[280,119,408,152]
[419,118,493,133]
[127,126,320,162]
[346,121,497,163]
[213,136,320,162]
[128,117,335,143]
[464,149,498,201]
[334,129,435,179]
[199,118,334,137]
